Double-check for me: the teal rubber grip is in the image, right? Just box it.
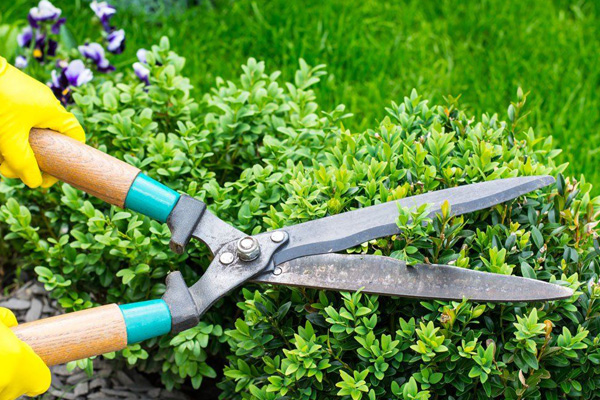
[124,173,180,223]
[119,299,172,344]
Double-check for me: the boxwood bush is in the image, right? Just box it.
[2,35,600,399]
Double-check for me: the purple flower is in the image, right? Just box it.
[32,34,58,62]
[136,48,147,64]
[48,69,66,102]
[49,69,61,87]
[49,69,69,104]
[33,35,45,60]
[48,39,58,56]
[133,62,149,85]
[65,60,93,87]
[15,56,28,69]
[56,59,69,69]
[17,26,33,48]
[79,42,114,73]
[90,1,116,31]
[51,17,66,34]
[106,29,125,54]
[48,60,93,105]
[28,1,62,28]
[133,48,150,84]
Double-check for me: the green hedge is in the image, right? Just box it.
[2,38,599,399]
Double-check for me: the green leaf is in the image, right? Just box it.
[521,350,539,370]
[403,377,419,398]
[531,227,544,249]
[520,262,536,279]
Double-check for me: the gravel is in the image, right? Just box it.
[0,298,31,310]
[1,282,190,400]
[24,298,43,322]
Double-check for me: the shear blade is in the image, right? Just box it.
[271,176,555,265]
[253,254,573,302]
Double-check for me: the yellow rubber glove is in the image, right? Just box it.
[0,307,51,400]
[0,56,85,188]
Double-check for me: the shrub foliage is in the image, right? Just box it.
[2,38,600,399]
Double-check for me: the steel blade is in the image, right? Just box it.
[270,176,554,265]
[253,254,573,302]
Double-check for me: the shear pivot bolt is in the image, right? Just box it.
[219,252,235,265]
[270,231,285,243]
[237,236,260,261]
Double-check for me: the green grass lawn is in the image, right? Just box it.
[2,0,600,188]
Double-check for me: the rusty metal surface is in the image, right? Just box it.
[253,253,573,302]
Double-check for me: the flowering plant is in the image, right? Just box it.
[17,0,64,66]
[13,0,135,105]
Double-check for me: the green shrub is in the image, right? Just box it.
[2,35,600,399]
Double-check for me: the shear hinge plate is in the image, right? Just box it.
[167,195,206,254]
[163,230,289,333]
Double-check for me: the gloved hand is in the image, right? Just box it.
[0,307,51,400]
[0,56,85,188]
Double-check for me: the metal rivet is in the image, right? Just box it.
[240,237,255,250]
[237,236,260,261]
[270,231,285,243]
[219,252,234,265]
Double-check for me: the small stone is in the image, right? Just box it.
[115,370,134,386]
[50,388,76,400]
[97,368,113,378]
[130,371,152,388]
[73,381,89,397]
[0,298,30,310]
[31,285,46,295]
[90,378,108,390]
[147,388,161,398]
[42,300,57,314]
[88,392,116,400]
[66,371,88,385]
[50,371,64,388]
[95,359,112,369]
[25,298,43,322]
[14,282,33,298]
[127,386,156,393]
[102,388,135,397]
[52,364,71,376]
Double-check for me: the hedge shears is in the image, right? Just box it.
[10,129,573,366]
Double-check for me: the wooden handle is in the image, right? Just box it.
[11,304,128,366]
[29,128,140,207]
